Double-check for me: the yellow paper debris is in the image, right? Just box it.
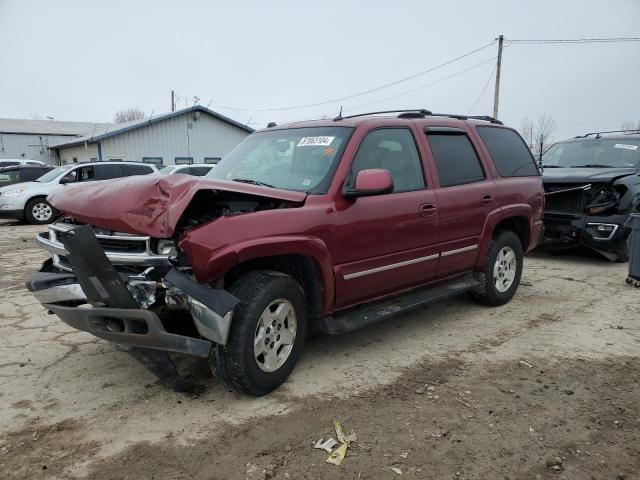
[325,421,356,466]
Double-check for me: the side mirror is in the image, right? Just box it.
[344,169,393,198]
[59,176,72,184]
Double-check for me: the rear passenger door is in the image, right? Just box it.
[333,127,440,308]
[423,127,498,277]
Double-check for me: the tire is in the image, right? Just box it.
[24,197,57,225]
[471,230,524,306]
[209,270,307,396]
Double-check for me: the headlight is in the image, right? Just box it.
[585,186,619,215]
[2,188,28,197]
[157,239,178,258]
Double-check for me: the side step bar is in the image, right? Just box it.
[317,274,481,335]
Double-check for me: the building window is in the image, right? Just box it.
[107,156,124,162]
[204,157,222,164]
[175,157,193,165]
[72,157,78,163]
[90,157,97,162]
[143,157,163,166]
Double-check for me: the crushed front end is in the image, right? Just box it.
[27,219,239,390]
[542,181,635,260]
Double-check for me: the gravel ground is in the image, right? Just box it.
[0,219,638,479]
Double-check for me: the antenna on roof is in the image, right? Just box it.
[333,106,343,121]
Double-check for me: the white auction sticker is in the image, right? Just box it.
[614,143,639,151]
[297,136,335,147]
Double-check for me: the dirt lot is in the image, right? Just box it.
[0,219,638,480]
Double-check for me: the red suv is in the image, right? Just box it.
[27,110,544,395]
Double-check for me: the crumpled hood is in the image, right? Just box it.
[48,174,307,238]
[543,167,638,184]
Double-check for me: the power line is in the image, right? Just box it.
[468,64,496,114]
[345,57,497,114]
[507,37,640,44]
[206,41,496,112]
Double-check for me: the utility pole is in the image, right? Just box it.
[171,90,175,112]
[492,34,504,119]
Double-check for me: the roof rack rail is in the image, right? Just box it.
[333,109,432,121]
[574,129,640,139]
[332,109,503,124]
[429,113,503,125]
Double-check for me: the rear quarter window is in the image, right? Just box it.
[476,126,538,177]
[122,164,154,176]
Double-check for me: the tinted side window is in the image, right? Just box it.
[95,164,123,180]
[21,168,48,181]
[0,161,20,167]
[427,133,485,187]
[122,164,153,176]
[189,166,211,176]
[350,129,425,192]
[76,166,95,182]
[477,126,538,176]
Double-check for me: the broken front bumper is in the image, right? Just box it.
[542,212,631,253]
[27,225,239,390]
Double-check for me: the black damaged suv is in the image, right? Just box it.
[541,131,640,261]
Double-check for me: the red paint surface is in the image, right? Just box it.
[50,116,544,316]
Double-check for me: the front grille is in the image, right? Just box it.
[544,183,591,214]
[95,237,147,254]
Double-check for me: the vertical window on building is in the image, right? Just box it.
[175,157,194,165]
[204,157,222,164]
[142,157,163,166]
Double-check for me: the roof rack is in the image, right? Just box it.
[333,109,432,121]
[332,109,503,124]
[574,129,640,139]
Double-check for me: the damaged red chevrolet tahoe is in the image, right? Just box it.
[27,111,544,395]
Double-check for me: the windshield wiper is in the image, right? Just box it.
[231,178,275,188]
[541,165,562,168]
[570,164,612,168]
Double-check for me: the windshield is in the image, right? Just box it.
[542,138,640,168]
[35,164,75,182]
[159,166,179,174]
[206,126,353,192]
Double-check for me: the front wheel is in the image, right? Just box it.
[209,271,307,396]
[471,230,524,306]
[24,198,57,225]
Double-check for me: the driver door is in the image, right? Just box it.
[331,127,440,309]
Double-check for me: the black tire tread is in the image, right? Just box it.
[209,270,306,396]
[471,230,523,306]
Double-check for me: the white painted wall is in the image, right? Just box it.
[97,112,249,165]
[0,133,73,164]
[58,143,99,164]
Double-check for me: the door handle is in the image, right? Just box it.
[420,203,437,217]
[481,194,493,205]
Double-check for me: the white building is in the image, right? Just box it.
[0,118,109,164]
[53,106,253,166]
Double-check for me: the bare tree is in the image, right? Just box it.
[621,120,640,131]
[519,114,557,156]
[30,113,43,120]
[113,107,145,123]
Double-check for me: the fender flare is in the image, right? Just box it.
[189,235,335,315]
[475,204,533,268]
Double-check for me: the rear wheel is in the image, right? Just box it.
[25,197,56,225]
[209,270,307,396]
[471,230,524,306]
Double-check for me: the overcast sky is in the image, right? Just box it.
[1,0,638,140]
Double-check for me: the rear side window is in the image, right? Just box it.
[0,161,20,167]
[122,164,153,176]
[189,166,212,176]
[21,168,49,181]
[95,164,123,180]
[426,132,485,187]
[477,127,538,177]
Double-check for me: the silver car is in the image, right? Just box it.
[0,161,158,224]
